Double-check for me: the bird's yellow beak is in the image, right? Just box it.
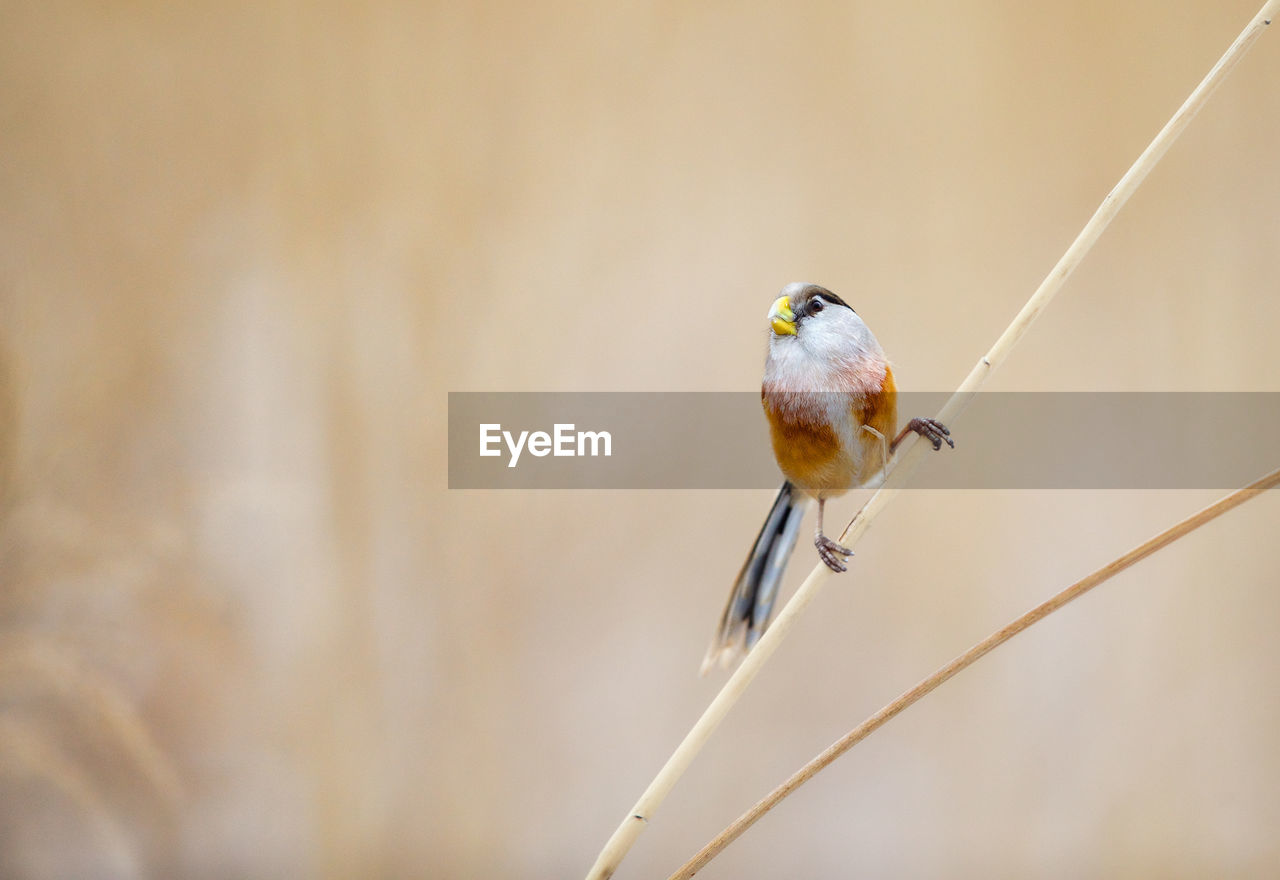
[769,295,797,336]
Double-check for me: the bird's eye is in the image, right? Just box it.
[808,298,824,314]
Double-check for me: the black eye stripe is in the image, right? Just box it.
[800,286,855,313]
[815,292,853,311]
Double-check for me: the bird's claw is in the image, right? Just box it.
[815,534,854,573]
[909,417,954,451]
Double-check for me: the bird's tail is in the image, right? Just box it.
[701,482,809,675]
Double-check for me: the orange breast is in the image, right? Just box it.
[766,412,842,489]
[762,365,898,496]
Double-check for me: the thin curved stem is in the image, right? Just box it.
[669,466,1280,879]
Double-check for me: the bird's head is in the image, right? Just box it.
[763,282,888,393]
[767,282,876,357]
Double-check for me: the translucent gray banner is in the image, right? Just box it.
[447,393,1280,489]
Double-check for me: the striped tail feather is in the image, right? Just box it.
[700,482,810,674]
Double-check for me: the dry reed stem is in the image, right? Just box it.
[584,5,1278,878]
[0,716,136,873]
[0,636,183,806]
[669,466,1280,878]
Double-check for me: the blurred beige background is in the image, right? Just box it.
[2,2,1278,878]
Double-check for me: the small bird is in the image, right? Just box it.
[702,282,953,673]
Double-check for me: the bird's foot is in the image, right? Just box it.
[907,417,954,451]
[815,534,854,572]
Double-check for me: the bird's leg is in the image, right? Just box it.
[814,497,854,573]
[891,417,954,453]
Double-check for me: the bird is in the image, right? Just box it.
[701,282,953,674]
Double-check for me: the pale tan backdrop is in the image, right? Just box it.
[1,2,1278,878]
